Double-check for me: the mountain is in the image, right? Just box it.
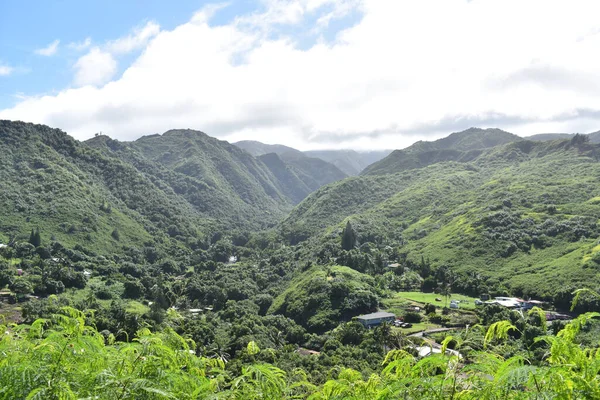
[233,140,303,158]
[525,133,575,141]
[0,121,211,253]
[85,129,295,229]
[361,128,521,175]
[2,122,334,254]
[233,140,392,176]
[589,130,600,143]
[232,141,350,197]
[258,152,347,204]
[525,131,600,143]
[282,138,600,300]
[304,149,392,176]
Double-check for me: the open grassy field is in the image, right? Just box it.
[387,291,480,310]
[391,322,441,334]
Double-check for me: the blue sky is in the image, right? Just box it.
[1,1,599,150]
[0,0,361,109]
[0,1,257,108]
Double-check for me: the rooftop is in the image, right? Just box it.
[357,311,395,320]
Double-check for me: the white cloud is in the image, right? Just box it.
[4,0,600,150]
[68,37,92,51]
[73,47,117,87]
[35,39,60,56]
[0,65,13,76]
[106,21,160,54]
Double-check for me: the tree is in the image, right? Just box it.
[10,278,33,299]
[123,278,145,299]
[29,228,41,247]
[111,228,120,241]
[341,221,357,251]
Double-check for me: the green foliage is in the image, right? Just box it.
[269,265,379,333]
[284,138,600,301]
[341,221,357,251]
[29,228,41,247]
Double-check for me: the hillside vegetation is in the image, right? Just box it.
[4,121,600,398]
[2,306,600,399]
[0,121,351,254]
[362,127,521,175]
[269,265,379,333]
[234,140,392,176]
[283,136,600,300]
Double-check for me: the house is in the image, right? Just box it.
[486,297,522,308]
[356,311,396,328]
[521,300,546,310]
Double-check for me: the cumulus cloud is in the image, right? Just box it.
[3,0,600,150]
[68,37,92,51]
[106,21,160,54]
[35,39,60,56]
[73,47,117,87]
[0,65,13,76]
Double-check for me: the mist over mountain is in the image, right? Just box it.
[234,140,392,176]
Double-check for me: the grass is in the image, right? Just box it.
[390,291,479,310]
[125,300,150,315]
[391,322,441,334]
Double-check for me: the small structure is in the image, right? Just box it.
[415,345,462,359]
[486,297,522,308]
[356,311,396,328]
[521,300,546,310]
[296,348,320,356]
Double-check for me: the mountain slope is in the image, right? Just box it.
[282,138,600,299]
[233,140,391,176]
[525,131,600,143]
[257,153,314,204]
[233,140,303,158]
[86,131,293,230]
[0,121,210,252]
[362,128,520,175]
[304,149,392,176]
[525,133,575,141]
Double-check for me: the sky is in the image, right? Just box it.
[1,0,600,151]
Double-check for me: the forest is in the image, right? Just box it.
[2,121,600,398]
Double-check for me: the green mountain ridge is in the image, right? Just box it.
[525,130,600,142]
[3,120,600,303]
[282,137,600,299]
[0,121,346,254]
[362,127,521,175]
[0,121,205,253]
[234,140,392,176]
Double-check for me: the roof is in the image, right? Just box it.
[415,346,462,359]
[487,299,520,308]
[357,311,395,320]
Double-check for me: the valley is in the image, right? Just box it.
[2,121,600,398]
